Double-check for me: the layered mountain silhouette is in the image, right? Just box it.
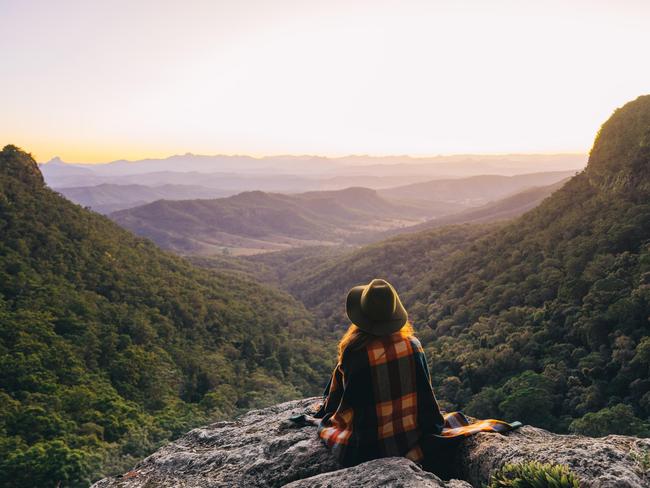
[378,171,574,207]
[109,187,440,255]
[106,171,572,254]
[56,184,230,214]
[41,152,583,216]
[374,177,570,239]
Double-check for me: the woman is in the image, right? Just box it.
[315,278,518,472]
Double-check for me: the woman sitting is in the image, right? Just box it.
[315,279,518,475]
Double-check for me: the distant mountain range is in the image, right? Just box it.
[373,177,570,240]
[104,170,573,254]
[56,184,231,214]
[42,153,584,222]
[379,171,575,206]
[40,153,586,192]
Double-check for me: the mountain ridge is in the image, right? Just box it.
[108,187,436,255]
[40,153,585,191]
[56,183,229,214]
[378,171,574,206]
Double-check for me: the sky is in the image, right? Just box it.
[1,0,649,163]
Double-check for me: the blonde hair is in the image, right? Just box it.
[337,322,414,363]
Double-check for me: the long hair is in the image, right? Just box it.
[337,322,414,363]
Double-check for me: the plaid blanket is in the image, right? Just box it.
[438,411,520,437]
[315,331,519,466]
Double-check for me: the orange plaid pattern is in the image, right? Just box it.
[438,412,520,438]
[367,335,413,366]
[376,392,418,439]
[320,408,354,447]
[315,331,520,467]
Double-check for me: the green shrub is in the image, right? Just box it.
[488,461,580,488]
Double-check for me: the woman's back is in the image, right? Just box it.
[315,278,520,471]
[318,330,444,466]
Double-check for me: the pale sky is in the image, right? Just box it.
[1,0,649,162]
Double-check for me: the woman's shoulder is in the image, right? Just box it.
[340,343,370,365]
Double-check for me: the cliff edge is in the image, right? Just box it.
[92,398,649,488]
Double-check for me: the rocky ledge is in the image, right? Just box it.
[93,398,650,488]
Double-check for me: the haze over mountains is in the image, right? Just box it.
[42,151,579,254]
[378,171,574,207]
[109,188,432,255]
[41,152,586,179]
[106,171,573,255]
[378,177,570,238]
[41,153,584,214]
[57,184,230,214]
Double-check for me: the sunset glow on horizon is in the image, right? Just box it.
[1,0,649,163]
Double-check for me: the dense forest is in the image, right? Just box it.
[0,145,335,487]
[227,96,650,436]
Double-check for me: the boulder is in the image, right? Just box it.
[92,398,650,488]
[283,458,471,488]
[458,425,650,488]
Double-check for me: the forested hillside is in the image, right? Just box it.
[0,146,333,487]
[255,95,650,436]
[420,95,650,434]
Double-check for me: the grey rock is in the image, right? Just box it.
[93,397,650,488]
[92,398,338,488]
[458,425,650,488]
[283,457,472,487]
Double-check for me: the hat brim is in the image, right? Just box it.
[346,285,408,336]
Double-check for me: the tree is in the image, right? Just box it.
[569,404,650,437]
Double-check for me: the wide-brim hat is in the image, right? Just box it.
[346,278,408,336]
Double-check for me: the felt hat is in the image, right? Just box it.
[346,278,408,335]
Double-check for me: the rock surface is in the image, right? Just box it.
[458,425,650,488]
[283,457,471,488]
[93,397,650,488]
